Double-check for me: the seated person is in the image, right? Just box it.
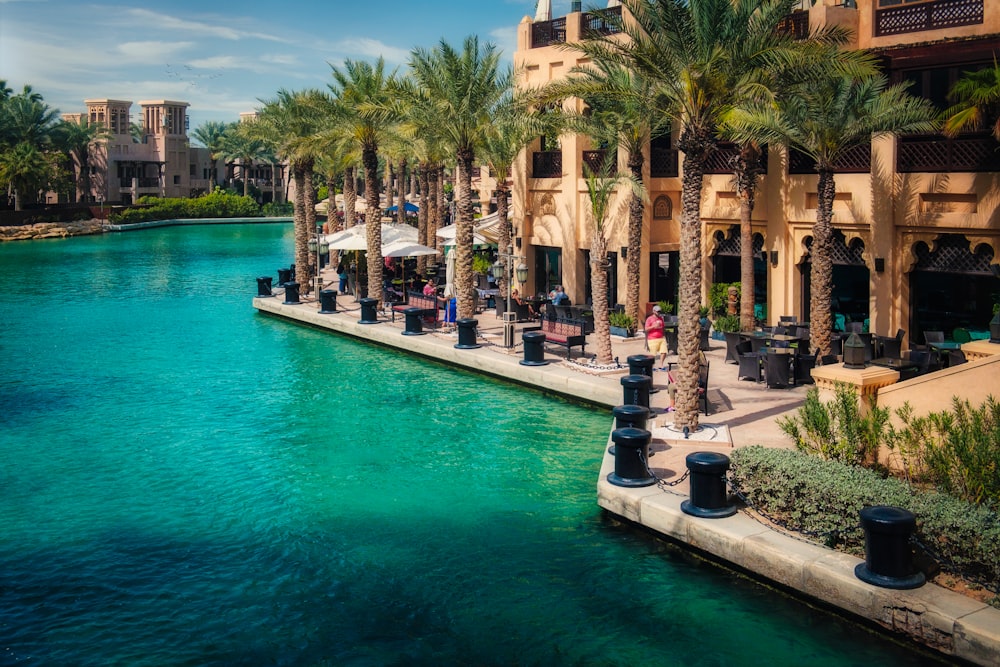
[423,278,437,297]
[549,285,569,306]
[511,289,535,317]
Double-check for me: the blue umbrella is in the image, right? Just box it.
[386,202,419,213]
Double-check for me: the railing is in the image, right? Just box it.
[703,143,768,175]
[581,5,623,37]
[897,132,1000,173]
[776,10,810,40]
[875,0,982,36]
[789,144,871,174]
[120,177,160,188]
[650,147,679,178]
[532,150,563,178]
[531,17,567,48]
[582,149,613,174]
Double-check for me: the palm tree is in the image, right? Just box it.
[0,141,53,210]
[726,73,937,355]
[0,89,62,209]
[942,59,1000,140]
[191,120,231,187]
[583,164,646,364]
[220,122,268,197]
[408,36,512,320]
[54,117,110,202]
[328,58,398,302]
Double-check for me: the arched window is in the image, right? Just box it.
[652,195,672,220]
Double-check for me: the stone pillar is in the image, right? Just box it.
[810,364,899,416]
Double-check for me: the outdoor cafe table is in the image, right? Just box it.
[929,340,962,367]
[870,357,918,371]
[524,297,550,316]
[739,331,801,344]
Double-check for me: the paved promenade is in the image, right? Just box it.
[253,282,999,665]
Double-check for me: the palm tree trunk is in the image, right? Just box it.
[396,158,406,225]
[427,165,439,251]
[363,145,382,302]
[417,165,430,275]
[591,233,613,365]
[292,161,309,294]
[302,160,317,294]
[344,165,357,228]
[810,169,836,357]
[243,163,250,197]
[437,166,446,230]
[495,178,510,298]
[454,148,475,320]
[675,151,708,430]
[736,144,760,332]
[326,173,337,231]
[626,148,644,322]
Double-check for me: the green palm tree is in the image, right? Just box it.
[726,73,937,355]
[942,59,1000,140]
[583,164,646,364]
[191,120,232,186]
[0,141,54,210]
[328,58,399,302]
[220,122,268,197]
[0,89,62,209]
[408,36,512,320]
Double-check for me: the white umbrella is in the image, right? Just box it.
[381,240,440,258]
[325,223,416,250]
[436,213,503,246]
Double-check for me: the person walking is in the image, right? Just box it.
[645,304,668,370]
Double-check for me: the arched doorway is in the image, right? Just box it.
[909,234,999,342]
[801,231,870,329]
[711,227,766,313]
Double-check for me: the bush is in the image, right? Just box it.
[609,311,637,331]
[109,190,261,224]
[262,202,293,217]
[713,314,741,333]
[730,445,1000,588]
[709,281,739,317]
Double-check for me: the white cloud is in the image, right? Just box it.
[124,8,288,43]
[489,26,518,61]
[327,38,411,65]
[117,41,194,64]
[260,54,299,66]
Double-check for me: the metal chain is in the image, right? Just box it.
[637,451,691,495]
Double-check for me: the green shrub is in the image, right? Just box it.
[609,311,637,331]
[713,314,741,333]
[109,190,261,224]
[730,445,1000,587]
[656,300,675,314]
[709,281,739,317]
[262,202,293,217]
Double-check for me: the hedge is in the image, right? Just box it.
[109,191,261,224]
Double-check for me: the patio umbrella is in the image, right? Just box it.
[381,240,439,258]
[325,223,416,250]
[385,202,419,213]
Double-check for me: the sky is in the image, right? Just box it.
[1,0,578,143]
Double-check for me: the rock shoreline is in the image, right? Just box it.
[0,219,106,241]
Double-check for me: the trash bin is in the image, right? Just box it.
[854,506,925,589]
[319,289,337,313]
[359,297,379,324]
[606,427,655,488]
[521,331,549,366]
[681,451,737,518]
[277,268,291,286]
[403,307,426,336]
[256,276,273,297]
[609,404,650,455]
[620,374,651,408]
[283,281,300,305]
[455,318,480,349]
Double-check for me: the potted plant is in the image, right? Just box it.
[609,311,637,338]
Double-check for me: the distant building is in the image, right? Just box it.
[512,0,1000,342]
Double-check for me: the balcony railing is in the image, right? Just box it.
[120,177,160,188]
[650,147,679,178]
[582,149,613,174]
[581,5,623,37]
[776,10,810,40]
[875,0,982,36]
[897,132,1000,173]
[531,17,567,48]
[789,144,871,174]
[704,143,769,175]
[532,150,563,178]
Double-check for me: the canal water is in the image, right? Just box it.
[0,223,938,666]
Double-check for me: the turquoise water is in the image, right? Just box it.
[0,224,937,666]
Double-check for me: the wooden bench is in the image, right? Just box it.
[392,291,440,328]
[526,317,587,359]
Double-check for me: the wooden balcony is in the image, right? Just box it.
[897,132,1000,173]
[580,6,622,37]
[532,150,563,178]
[650,147,679,178]
[704,143,769,175]
[582,149,613,174]
[875,0,983,36]
[776,10,810,40]
[531,17,567,48]
[789,144,871,174]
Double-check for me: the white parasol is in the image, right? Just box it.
[325,223,416,250]
[381,240,440,258]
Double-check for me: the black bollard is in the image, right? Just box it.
[520,330,549,366]
[455,318,481,349]
[283,281,300,305]
[606,427,656,488]
[256,276,273,297]
[609,404,651,455]
[681,451,737,518]
[289,264,296,281]
[628,354,659,394]
[359,297,379,324]
[620,374,652,409]
[277,268,291,286]
[319,289,338,314]
[402,307,426,336]
[854,506,925,589]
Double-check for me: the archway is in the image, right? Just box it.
[801,231,869,330]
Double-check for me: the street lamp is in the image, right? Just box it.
[492,252,528,348]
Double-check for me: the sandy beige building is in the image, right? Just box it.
[511,0,1000,346]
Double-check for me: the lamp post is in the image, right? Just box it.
[492,252,528,348]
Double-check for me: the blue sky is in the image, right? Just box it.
[1,0,576,142]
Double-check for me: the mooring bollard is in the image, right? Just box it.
[289,263,296,281]
[620,374,652,409]
[455,318,481,349]
[319,289,337,313]
[608,404,651,455]
[606,427,655,488]
[403,307,426,336]
[359,297,379,324]
[520,330,549,366]
[628,353,658,394]
[277,268,291,286]
[256,276,273,297]
[681,451,737,518]
[283,281,300,305]
[854,506,925,589]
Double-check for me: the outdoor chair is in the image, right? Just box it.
[698,362,711,415]
[764,351,791,389]
[908,350,936,375]
[748,336,768,356]
[794,352,817,385]
[947,349,967,367]
[699,323,711,351]
[924,330,945,345]
[880,338,902,359]
[774,325,788,336]
[779,315,796,324]
[794,327,810,340]
[737,346,762,383]
[555,305,573,319]
[819,354,839,366]
[724,331,742,364]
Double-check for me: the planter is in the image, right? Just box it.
[711,331,725,341]
[610,326,635,338]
